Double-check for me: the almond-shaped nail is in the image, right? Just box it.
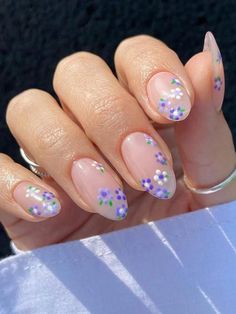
[71,158,128,220]
[13,182,61,217]
[122,132,176,199]
[203,31,225,111]
[147,72,191,121]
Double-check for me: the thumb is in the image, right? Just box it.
[175,32,236,208]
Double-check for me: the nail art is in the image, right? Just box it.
[147,72,191,121]
[71,158,128,220]
[203,31,225,111]
[122,132,176,199]
[13,182,61,217]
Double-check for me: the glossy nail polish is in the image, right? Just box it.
[147,72,191,121]
[203,31,225,111]
[71,158,128,220]
[122,132,176,199]
[13,182,61,217]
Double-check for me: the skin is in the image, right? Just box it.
[0,35,235,250]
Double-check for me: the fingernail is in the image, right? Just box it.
[122,132,176,199]
[71,158,128,220]
[147,72,191,121]
[203,31,225,111]
[13,182,61,217]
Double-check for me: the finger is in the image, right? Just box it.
[115,35,194,123]
[176,32,236,208]
[0,153,62,222]
[53,52,176,200]
[6,89,129,221]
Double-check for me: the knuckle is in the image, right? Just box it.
[36,125,73,159]
[54,52,104,84]
[0,153,12,165]
[85,94,128,139]
[117,34,153,52]
[6,89,47,126]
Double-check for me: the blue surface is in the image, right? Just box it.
[0,201,236,313]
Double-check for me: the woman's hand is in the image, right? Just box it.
[0,33,235,250]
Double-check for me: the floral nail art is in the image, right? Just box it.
[116,204,128,220]
[155,152,167,165]
[115,188,127,201]
[144,134,157,146]
[135,134,175,200]
[203,32,224,111]
[153,169,169,185]
[214,76,223,91]
[154,187,171,199]
[157,77,189,121]
[25,185,61,217]
[171,78,183,86]
[169,106,186,120]
[97,187,128,219]
[92,161,105,173]
[72,158,129,221]
[141,178,154,192]
[98,188,113,207]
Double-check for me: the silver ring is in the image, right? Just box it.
[183,166,236,194]
[19,147,50,178]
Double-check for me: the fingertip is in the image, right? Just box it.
[185,51,215,110]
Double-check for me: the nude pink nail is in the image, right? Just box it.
[147,72,191,121]
[203,31,225,111]
[13,182,61,217]
[71,158,128,220]
[122,132,176,199]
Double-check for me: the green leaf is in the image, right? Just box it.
[99,200,103,206]
[109,200,113,207]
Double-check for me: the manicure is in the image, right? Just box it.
[122,132,176,199]
[71,158,128,220]
[203,31,225,111]
[13,182,61,217]
[147,72,191,121]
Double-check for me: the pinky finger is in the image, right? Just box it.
[0,153,62,223]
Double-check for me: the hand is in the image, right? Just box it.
[0,33,235,250]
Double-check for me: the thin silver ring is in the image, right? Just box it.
[19,147,50,178]
[183,166,236,195]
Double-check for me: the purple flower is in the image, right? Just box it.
[214,76,223,91]
[116,204,128,220]
[158,98,171,113]
[98,188,113,207]
[141,178,154,192]
[154,187,170,199]
[169,106,185,121]
[42,191,55,201]
[115,188,126,201]
[155,152,167,165]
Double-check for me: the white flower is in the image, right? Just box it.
[170,87,183,100]
[26,186,40,198]
[153,169,169,185]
